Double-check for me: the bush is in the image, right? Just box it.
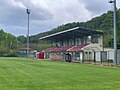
[3,51,18,57]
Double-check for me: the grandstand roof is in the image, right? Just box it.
[45,46,73,52]
[43,44,88,52]
[39,27,104,42]
[67,44,88,52]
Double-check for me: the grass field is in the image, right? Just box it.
[0,58,120,90]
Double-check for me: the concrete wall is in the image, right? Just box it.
[82,43,103,52]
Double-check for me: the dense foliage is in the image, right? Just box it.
[20,9,120,48]
[0,9,120,56]
[0,8,119,57]
[0,29,18,56]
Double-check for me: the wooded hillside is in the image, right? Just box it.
[17,9,120,49]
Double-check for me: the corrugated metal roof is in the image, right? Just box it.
[39,27,79,40]
[39,27,104,42]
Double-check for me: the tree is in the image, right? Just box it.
[18,9,120,49]
[0,29,18,56]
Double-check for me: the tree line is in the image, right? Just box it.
[0,29,18,56]
[18,9,120,49]
[0,9,119,56]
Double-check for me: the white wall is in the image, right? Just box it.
[95,51,101,62]
[82,43,103,52]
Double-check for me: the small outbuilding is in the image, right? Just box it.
[18,48,36,58]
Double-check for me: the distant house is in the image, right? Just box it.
[18,48,36,58]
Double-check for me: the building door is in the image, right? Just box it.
[65,53,71,62]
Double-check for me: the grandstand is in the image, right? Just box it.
[39,27,104,62]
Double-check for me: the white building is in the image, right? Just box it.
[40,27,118,63]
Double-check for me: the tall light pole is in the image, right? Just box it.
[109,0,117,64]
[26,9,30,57]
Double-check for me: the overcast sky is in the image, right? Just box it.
[0,0,120,36]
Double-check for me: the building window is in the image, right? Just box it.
[77,38,79,46]
[67,40,69,46]
[91,36,99,43]
[84,38,87,44]
[69,39,72,46]
[94,37,98,43]
[77,38,82,46]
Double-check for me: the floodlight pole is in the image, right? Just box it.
[109,0,117,64]
[26,9,30,58]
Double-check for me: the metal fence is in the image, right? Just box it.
[82,50,120,66]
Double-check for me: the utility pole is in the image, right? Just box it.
[26,9,30,58]
[109,0,117,64]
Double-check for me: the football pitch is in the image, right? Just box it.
[0,58,120,90]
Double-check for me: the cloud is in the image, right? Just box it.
[81,0,120,15]
[35,0,92,25]
[0,0,54,35]
[0,0,91,35]
[0,0,120,36]
[80,0,109,15]
[0,0,53,26]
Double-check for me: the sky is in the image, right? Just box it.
[0,0,120,36]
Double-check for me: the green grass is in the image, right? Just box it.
[0,58,120,90]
